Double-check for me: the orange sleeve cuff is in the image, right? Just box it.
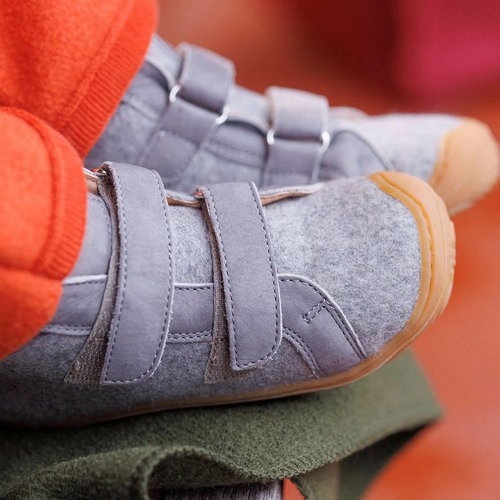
[0,108,87,359]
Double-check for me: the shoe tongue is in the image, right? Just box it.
[144,34,183,87]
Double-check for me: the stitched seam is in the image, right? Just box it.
[168,330,212,340]
[63,280,105,287]
[206,185,280,369]
[284,328,321,375]
[176,285,212,291]
[324,303,363,359]
[108,172,174,383]
[203,186,238,365]
[283,328,321,376]
[302,299,327,323]
[245,183,280,368]
[43,325,91,331]
[169,330,211,337]
[281,277,364,360]
[103,170,129,381]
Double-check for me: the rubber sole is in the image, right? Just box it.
[430,119,499,215]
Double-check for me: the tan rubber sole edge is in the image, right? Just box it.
[54,171,455,428]
[430,118,499,216]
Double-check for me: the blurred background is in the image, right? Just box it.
[158,1,500,498]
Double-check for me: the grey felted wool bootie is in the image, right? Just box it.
[86,35,499,215]
[0,163,455,427]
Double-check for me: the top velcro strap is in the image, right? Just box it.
[99,163,174,384]
[200,182,282,371]
[267,86,328,141]
[140,45,234,183]
[177,44,235,114]
[262,87,329,187]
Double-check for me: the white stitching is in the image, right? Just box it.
[281,277,364,360]
[175,284,212,291]
[106,170,174,383]
[243,183,280,368]
[283,327,321,375]
[204,185,281,369]
[203,186,237,361]
[167,330,212,342]
[43,325,91,332]
[103,169,129,381]
[63,280,105,288]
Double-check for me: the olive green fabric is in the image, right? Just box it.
[293,462,341,500]
[0,352,440,499]
[291,428,425,500]
[337,428,424,500]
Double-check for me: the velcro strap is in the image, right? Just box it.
[262,87,329,187]
[199,182,282,370]
[100,163,174,384]
[177,43,234,114]
[140,44,234,183]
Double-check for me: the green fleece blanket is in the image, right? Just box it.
[0,352,440,499]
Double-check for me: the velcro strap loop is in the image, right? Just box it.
[199,182,282,370]
[262,87,329,187]
[100,163,174,384]
[177,44,235,114]
[267,87,328,140]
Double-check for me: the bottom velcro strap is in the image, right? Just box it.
[99,163,175,384]
[200,182,282,371]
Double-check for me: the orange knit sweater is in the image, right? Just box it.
[0,0,157,359]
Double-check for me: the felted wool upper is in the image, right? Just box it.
[328,112,461,181]
[68,175,422,355]
[0,108,87,359]
[164,177,422,355]
[0,0,157,156]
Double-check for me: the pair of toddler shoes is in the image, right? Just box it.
[2,36,498,427]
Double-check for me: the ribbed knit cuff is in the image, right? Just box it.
[58,0,158,156]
